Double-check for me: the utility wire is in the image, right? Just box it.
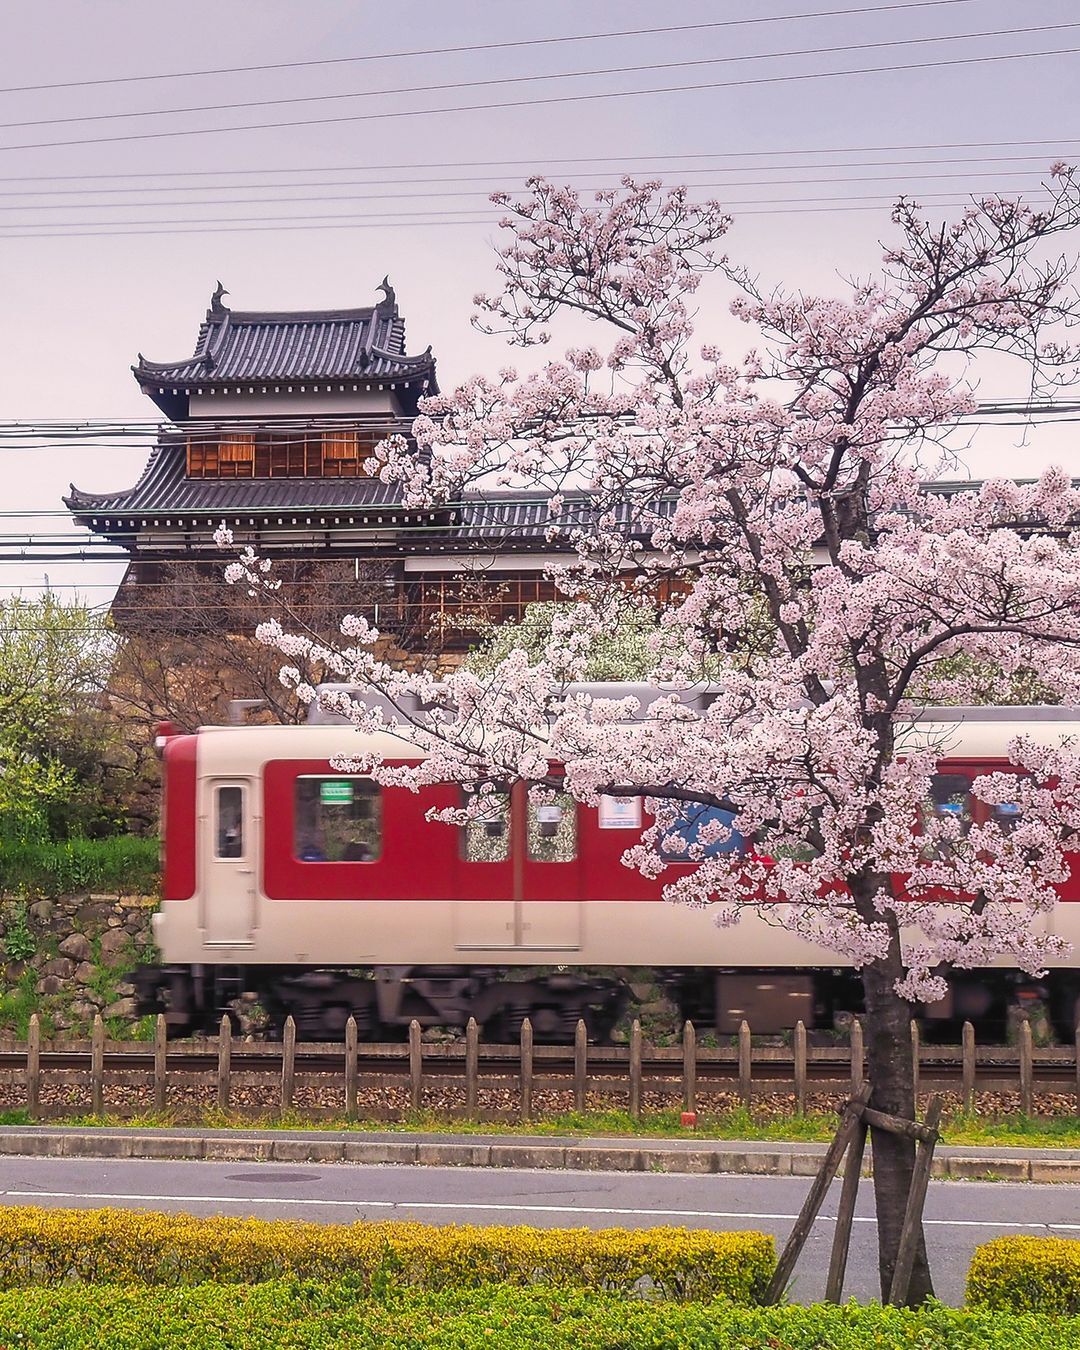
[0,0,1000,96]
[0,187,1058,230]
[0,158,1074,201]
[0,45,1076,155]
[1,22,1072,134]
[0,198,1059,239]
[0,173,1062,216]
[0,138,1077,186]
[0,159,1070,200]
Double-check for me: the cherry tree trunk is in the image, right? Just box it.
[861,954,934,1304]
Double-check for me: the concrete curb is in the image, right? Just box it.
[0,1128,1078,1181]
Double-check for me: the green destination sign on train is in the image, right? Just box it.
[320,780,354,805]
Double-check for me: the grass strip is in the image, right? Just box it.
[35,1105,1080,1150]
[0,835,158,898]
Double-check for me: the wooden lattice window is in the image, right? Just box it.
[188,428,380,479]
[323,430,361,477]
[217,434,255,477]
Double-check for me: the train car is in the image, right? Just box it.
[136,701,1080,1041]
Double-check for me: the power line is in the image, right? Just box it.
[2,22,1072,135]
[0,0,999,97]
[0,196,1060,239]
[0,156,1074,201]
[0,139,1076,186]
[0,184,1057,228]
[1,45,1076,155]
[0,173,1063,216]
[0,154,1069,198]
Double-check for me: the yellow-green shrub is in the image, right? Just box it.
[0,1208,774,1303]
[967,1236,1080,1315]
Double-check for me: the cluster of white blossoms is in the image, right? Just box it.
[222,173,1080,1004]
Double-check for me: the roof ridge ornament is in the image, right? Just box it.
[376,275,396,311]
[209,281,230,318]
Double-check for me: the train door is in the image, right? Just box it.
[453,784,581,950]
[519,785,582,950]
[201,779,258,945]
[453,785,516,948]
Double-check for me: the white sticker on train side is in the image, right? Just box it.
[598,796,642,829]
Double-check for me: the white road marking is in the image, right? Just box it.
[5,1189,1079,1230]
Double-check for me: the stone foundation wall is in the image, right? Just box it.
[0,895,156,1038]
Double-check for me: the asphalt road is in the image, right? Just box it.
[1,1156,1077,1305]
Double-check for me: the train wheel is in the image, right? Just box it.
[530,1006,564,1041]
[320,1004,353,1038]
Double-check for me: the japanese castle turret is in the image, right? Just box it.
[65,280,572,651]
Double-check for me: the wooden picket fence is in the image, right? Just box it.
[8,1011,1080,1121]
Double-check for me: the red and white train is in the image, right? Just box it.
[136,695,1080,1041]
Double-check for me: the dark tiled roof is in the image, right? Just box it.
[66,470,660,554]
[64,444,408,516]
[453,492,671,546]
[133,282,437,415]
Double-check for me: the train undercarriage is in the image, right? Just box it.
[133,963,1080,1044]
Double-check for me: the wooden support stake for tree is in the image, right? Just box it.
[217,1014,232,1112]
[91,1014,105,1116]
[153,1013,167,1114]
[1019,1017,1034,1117]
[738,1019,752,1108]
[574,1019,588,1113]
[825,1118,867,1303]
[408,1019,422,1112]
[1075,1021,1080,1115]
[280,1015,295,1113]
[344,1015,358,1118]
[794,1020,807,1116]
[26,1014,40,1120]
[465,1017,479,1117]
[850,1018,864,1097]
[887,1095,943,1307]
[519,1018,533,1122]
[961,1021,975,1114]
[910,1020,920,1100]
[861,1106,937,1143]
[628,1019,643,1119]
[683,1020,697,1114]
[765,1081,872,1305]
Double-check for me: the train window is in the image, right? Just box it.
[528,792,577,862]
[294,776,381,862]
[921,772,972,857]
[659,804,745,860]
[991,800,1023,834]
[215,785,244,859]
[460,787,510,862]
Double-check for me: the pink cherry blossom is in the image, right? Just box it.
[222,170,1080,1301]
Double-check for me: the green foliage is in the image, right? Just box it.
[0,836,158,897]
[1,899,36,961]
[0,1284,1073,1350]
[0,965,40,1038]
[0,595,131,842]
[968,1236,1080,1315]
[0,1208,773,1303]
[466,600,661,679]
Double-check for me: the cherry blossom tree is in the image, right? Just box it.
[223,170,1080,1302]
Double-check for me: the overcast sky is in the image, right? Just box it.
[1,0,1078,602]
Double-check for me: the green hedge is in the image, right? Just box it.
[968,1236,1080,1315]
[0,1283,1076,1350]
[0,1208,772,1303]
[0,836,158,898]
